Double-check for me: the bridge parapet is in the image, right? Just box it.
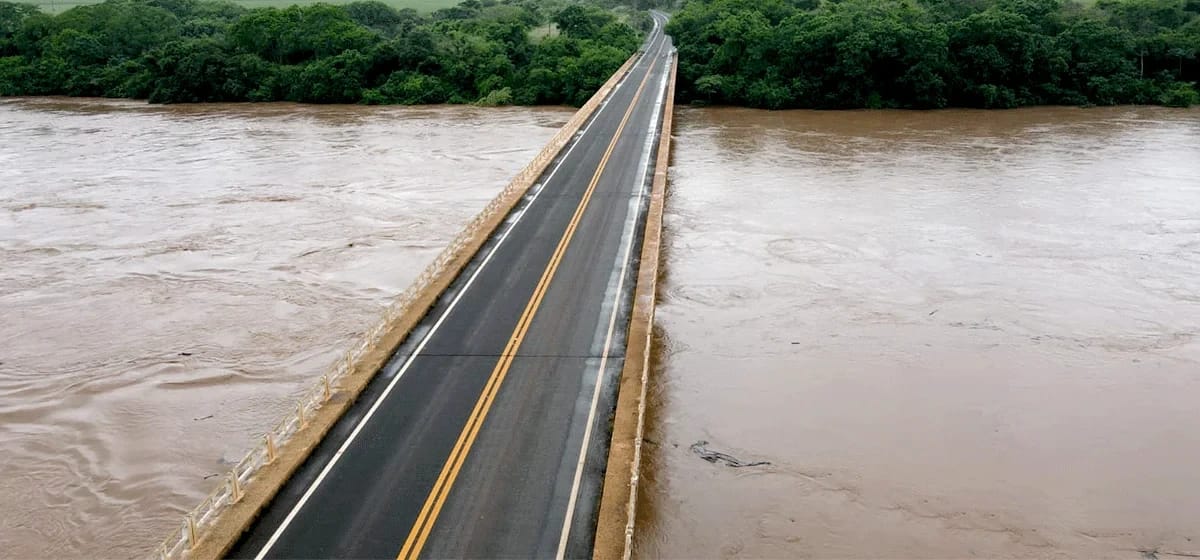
[593,47,678,560]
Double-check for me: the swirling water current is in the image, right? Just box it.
[638,106,1200,559]
[0,98,570,558]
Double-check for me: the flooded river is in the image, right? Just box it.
[637,107,1200,559]
[4,99,1198,560]
[0,98,569,558]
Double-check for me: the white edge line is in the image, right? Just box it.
[554,19,670,560]
[253,41,655,560]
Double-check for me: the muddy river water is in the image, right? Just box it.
[2,99,1198,559]
[0,98,570,558]
[636,107,1200,559]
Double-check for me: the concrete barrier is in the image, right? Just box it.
[592,51,677,560]
[156,52,640,560]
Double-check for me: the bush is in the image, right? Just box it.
[475,85,512,105]
[371,70,452,104]
[1160,82,1200,106]
[0,55,27,95]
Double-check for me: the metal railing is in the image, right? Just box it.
[153,54,638,560]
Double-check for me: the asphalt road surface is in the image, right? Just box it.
[229,14,674,560]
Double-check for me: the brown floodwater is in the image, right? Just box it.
[636,106,1200,559]
[0,98,570,558]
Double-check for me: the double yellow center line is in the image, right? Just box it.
[395,56,661,560]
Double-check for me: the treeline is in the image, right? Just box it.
[669,0,1200,108]
[0,0,643,104]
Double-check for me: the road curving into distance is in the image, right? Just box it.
[228,13,674,560]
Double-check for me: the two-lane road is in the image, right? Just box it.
[229,13,674,560]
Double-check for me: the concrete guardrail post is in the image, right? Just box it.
[186,515,198,550]
[265,434,277,465]
[229,471,244,504]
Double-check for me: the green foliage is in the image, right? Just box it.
[227,4,377,63]
[363,69,450,102]
[143,38,280,101]
[0,54,27,92]
[1,2,39,54]
[54,0,183,58]
[553,3,607,38]
[670,0,1200,108]
[0,0,642,104]
[343,0,419,35]
[474,83,510,104]
[292,47,368,101]
[145,0,245,21]
[1160,79,1200,102]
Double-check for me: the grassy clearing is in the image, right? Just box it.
[20,0,460,13]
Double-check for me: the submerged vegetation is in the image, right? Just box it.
[0,0,646,104]
[669,0,1200,108]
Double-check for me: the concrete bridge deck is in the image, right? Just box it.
[226,14,674,560]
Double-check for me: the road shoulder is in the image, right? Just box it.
[592,49,677,560]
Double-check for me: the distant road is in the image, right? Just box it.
[228,13,674,560]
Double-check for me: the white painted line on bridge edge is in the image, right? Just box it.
[554,15,671,560]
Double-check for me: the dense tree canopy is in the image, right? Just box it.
[0,0,642,104]
[7,0,1192,108]
[669,0,1200,108]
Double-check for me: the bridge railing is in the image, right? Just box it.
[153,52,639,560]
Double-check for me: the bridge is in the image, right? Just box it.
[161,13,677,560]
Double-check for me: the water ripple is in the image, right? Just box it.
[0,98,570,558]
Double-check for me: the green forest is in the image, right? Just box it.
[669,0,1200,108]
[0,0,647,104]
[3,0,1198,107]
